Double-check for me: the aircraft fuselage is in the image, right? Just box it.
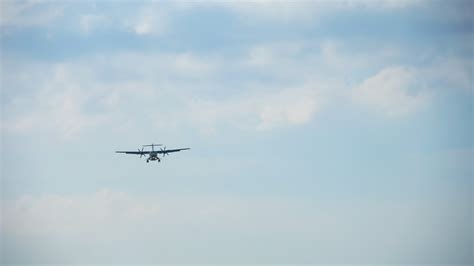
[146,152,161,163]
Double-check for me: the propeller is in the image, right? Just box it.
[160,146,169,157]
[138,147,145,158]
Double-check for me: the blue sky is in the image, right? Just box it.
[1,0,472,264]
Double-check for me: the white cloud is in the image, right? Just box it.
[127,3,169,36]
[79,14,108,34]
[2,48,329,139]
[0,1,173,36]
[222,0,320,22]
[257,86,322,130]
[428,56,473,92]
[2,40,466,139]
[352,66,430,117]
[173,53,216,77]
[219,0,424,23]
[0,52,204,138]
[2,189,470,263]
[0,0,63,27]
[344,0,424,9]
[2,63,107,139]
[176,84,326,135]
[244,41,309,69]
[2,189,159,239]
[245,45,275,67]
[3,91,103,139]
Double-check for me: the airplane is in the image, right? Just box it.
[116,143,190,163]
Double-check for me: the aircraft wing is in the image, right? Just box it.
[156,148,191,154]
[116,151,150,155]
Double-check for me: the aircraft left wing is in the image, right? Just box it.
[156,148,191,154]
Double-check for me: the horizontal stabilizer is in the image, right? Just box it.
[143,143,162,147]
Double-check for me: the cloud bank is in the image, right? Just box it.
[2,189,471,264]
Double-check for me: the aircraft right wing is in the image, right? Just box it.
[115,151,150,155]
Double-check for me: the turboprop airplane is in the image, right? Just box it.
[116,143,190,163]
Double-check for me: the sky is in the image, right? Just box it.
[0,0,473,264]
